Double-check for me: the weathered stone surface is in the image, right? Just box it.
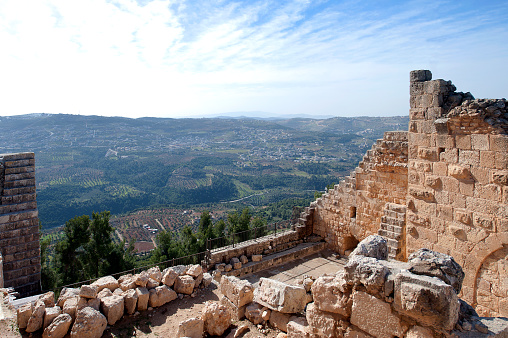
[26,299,45,333]
[40,291,56,307]
[42,313,72,338]
[70,307,107,338]
[134,271,149,287]
[408,248,465,294]
[245,302,264,325]
[123,288,138,314]
[162,267,178,287]
[306,302,342,337]
[119,276,137,291]
[17,302,33,329]
[44,306,62,329]
[100,295,124,325]
[230,257,242,270]
[254,278,307,313]
[202,273,213,288]
[177,316,204,338]
[220,275,254,307]
[92,275,119,292]
[146,277,159,289]
[252,254,262,262]
[224,264,233,272]
[202,301,231,336]
[344,256,389,295]
[77,297,100,311]
[136,287,150,311]
[113,288,124,296]
[349,235,388,260]
[148,285,177,308]
[287,316,309,338]
[187,264,203,278]
[311,272,351,317]
[240,255,248,264]
[394,271,459,331]
[174,275,195,295]
[172,265,188,276]
[405,325,434,338]
[56,287,79,307]
[147,266,162,283]
[97,288,113,299]
[351,291,403,338]
[269,311,291,333]
[62,296,78,321]
[80,284,98,299]
[220,296,246,321]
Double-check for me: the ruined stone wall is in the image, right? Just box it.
[0,153,41,297]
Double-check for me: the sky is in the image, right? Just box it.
[0,0,507,119]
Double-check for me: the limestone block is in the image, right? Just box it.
[123,289,138,315]
[174,275,195,295]
[91,275,119,292]
[240,255,248,264]
[405,325,434,337]
[186,264,203,278]
[254,277,307,313]
[177,317,204,338]
[17,302,33,329]
[147,266,162,283]
[56,287,79,307]
[252,254,262,262]
[270,311,291,333]
[202,272,213,288]
[306,302,342,337]
[77,297,100,311]
[408,248,464,294]
[44,306,62,329]
[230,257,242,270]
[26,299,45,333]
[79,284,98,299]
[146,278,159,289]
[148,285,177,308]
[162,267,178,287]
[344,256,388,295]
[394,271,459,331]
[70,307,107,338]
[287,316,310,338]
[350,291,403,338]
[62,296,78,321]
[224,264,233,272]
[100,295,124,325]
[136,287,149,311]
[194,272,203,287]
[220,275,254,307]
[245,302,264,324]
[202,301,231,336]
[119,276,137,291]
[134,271,149,287]
[311,273,351,317]
[39,291,56,307]
[349,234,388,260]
[449,165,471,180]
[171,265,188,275]
[220,296,246,321]
[42,313,72,338]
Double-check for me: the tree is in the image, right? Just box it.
[84,211,114,278]
[251,217,267,238]
[197,210,214,251]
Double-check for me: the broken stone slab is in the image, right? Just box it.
[344,256,389,295]
[202,301,232,336]
[42,313,72,338]
[79,284,98,299]
[177,317,204,338]
[26,299,46,333]
[136,287,150,311]
[147,266,162,283]
[56,287,79,307]
[306,302,343,338]
[174,275,195,295]
[254,277,307,314]
[245,302,265,325]
[186,264,203,278]
[351,291,403,338]
[408,248,465,294]
[394,270,459,331]
[148,285,177,308]
[220,275,254,307]
[220,296,247,321]
[269,311,291,333]
[311,272,351,317]
[70,307,107,338]
[171,265,188,276]
[162,267,178,287]
[123,288,138,314]
[287,316,310,338]
[349,234,388,260]
[17,302,33,329]
[100,295,125,325]
[39,291,56,307]
[91,275,119,292]
[44,306,62,329]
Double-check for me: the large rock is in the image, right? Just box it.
[287,316,309,338]
[245,303,264,325]
[349,234,388,260]
[220,296,246,321]
[162,268,178,287]
[172,265,188,276]
[220,275,254,307]
[351,291,403,338]
[80,285,98,299]
[100,295,124,325]
[177,317,204,338]
[26,299,45,333]
[269,311,291,333]
[97,288,113,299]
[147,266,162,283]
[40,291,56,307]
[42,313,72,338]
[187,264,202,278]
[56,287,79,307]
[344,256,389,295]
[91,275,119,292]
[123,289,138,314]
[44,306,62,329]
[202,301,231,336]
[17,302,33,329]
[119,276,137,291]
[202,273,213,288]
[136,287,150,311]
[146,278,159,289]
[174,275,195,295]
[306,302,343,337]
[134,271,149,287]
[394,271,459,331]
[148,285,177,308]
[62,296,79,320]
[311,272,352,317]
[70,307,107,338]
[254,277,307,313]
[77,297,100,311]
[408,248,465,294]
[230,257,242,270]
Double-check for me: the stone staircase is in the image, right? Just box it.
[377,203,406,260]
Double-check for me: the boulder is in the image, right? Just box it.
[97,288,113,299]
[240,255,248,264]
[254,278,307,313]
[62,296,78,321]
[42,313,72,338]
[306,302,342,337]
[148,285,177,308]
[202,301,232,336]
[230,257,242,270]
[77,297,100,311]
[44,306,62,329]
[147,266,162,283]
[146,278,159,289]
[174,275,195,295]
[194,273,203,287]
[79,285,98,299]
[134,271,149,287]
[118,274,132,284]
[215,263,226,272]
[270,311,291,333]
[202,273,213,288]
[287,316,310,337]
[91,275,119,292]
[177,317,204,338]
[349,234,388,260]
[100,295,124,325]
[119,276,137,291]
[408,248,465,294]
[220,275,254,307]
[187,264,203,278]
[70,307,107,338]
[123,289,138,314]
[220,296,246,321]
[136,287,150,311]
[56,287,79,307]
[245,303,264,325]
[39,291,56,307]
[17,302,33,329]
[113,288,124,296]
[26,299,45,333]
[252,255,262,262]
[344,256,389,295]
[172,265,188,275]
[212,270,222,282]
[224,264,233,272]
[162,268,178,287]
[311,272,352,317]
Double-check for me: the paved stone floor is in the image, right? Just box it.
[241,249,347,286]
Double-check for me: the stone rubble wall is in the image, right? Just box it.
[0,153,41,297]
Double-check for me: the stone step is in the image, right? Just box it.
[379,223,403,234]
[378,229,402,241]
[381,215,405,226]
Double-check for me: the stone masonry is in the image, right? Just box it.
[0,153,41,297]
[301,70,508,317]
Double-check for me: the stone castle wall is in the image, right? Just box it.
[302,70,508,317]
[0,152,41,297]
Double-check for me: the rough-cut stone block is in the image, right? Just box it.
[449,165,471,180]
[202,301,231,336]
[56,287,79,307]
[136,287,150,311]
[287,316,309,338]
[134,271,149,287]
[62,296,78,321]
[77,296,100,311]
[252,254,262,262]
[100,295,124,325]
[123,288,138,314]
[245,302,264,324]
[254,277,307,313]
[344,256,388,295]
[394,271,459,331]
[42,313,72,338]
[230,257,242,270]
[174,275,195,295]
[79,284,98,299]
[186,264,202,278]
[26,299,45,333]
[202,272,213,288]
[220,296,246,321]
[17,302,33,329]
[39,291,56,307]
[311,273,351,317]
[146,266,162,283]
[162,267,178,287]
[91,275,118,292]
[70,307,107,338]
[177,317,204,338]
[349,234,388,260]
[306,302,342,337]
[351,291,403,338]
[44,306,62,329]
[220,275,254,307]
[270,310,291,333]
[148,285,177,308]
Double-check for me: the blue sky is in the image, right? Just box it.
[0,0,507,118]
